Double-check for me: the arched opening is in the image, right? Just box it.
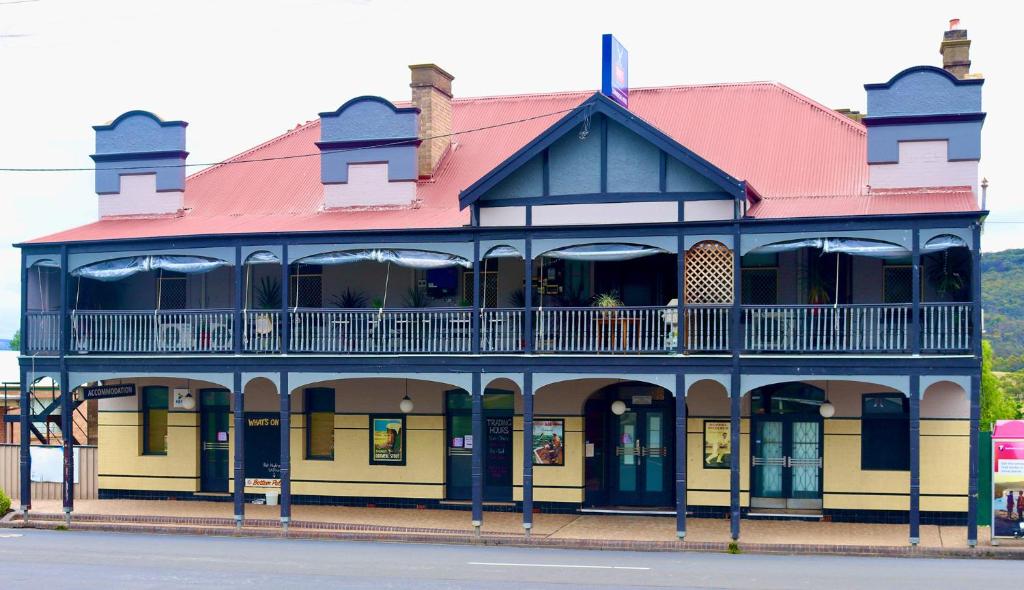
[68,255,234,354]
[922,235,973,352]
[24,260,61,354]
[572,379,675,508]
[243,251,282,353]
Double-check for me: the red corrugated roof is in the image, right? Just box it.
[746,186,980,218]
[27,81,969,244]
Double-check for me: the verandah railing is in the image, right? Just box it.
[26,303,975,355]
[70,310,234,353]
[288,308,473,354]
[743,304,917,353]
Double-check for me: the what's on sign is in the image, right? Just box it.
[82,383,136,400]
[601,34,629,108]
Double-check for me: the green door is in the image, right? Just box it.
[609,408,672,506]
[199,389,230,493]
[445,390,513,501]
[751,417,822,509]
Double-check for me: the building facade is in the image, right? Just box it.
[16,27,986,544]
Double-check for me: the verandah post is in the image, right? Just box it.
[471,372,483,535]
[675,372,687,539]
[233,246,243,354]
[280,244,290,354]
[911,229,921,354]
[472,238,481,354]
[523,237,533,354]
[729,369,741,541]
[279,371,291,531]
[60,368,72,526]
[909,374,921,545]
[522,372,534,537]
[233,371,244,528]
[967,373,980,547]
[19,366,31,520]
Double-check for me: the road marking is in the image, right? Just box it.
[0,534,23,538]
[468,562,649,570]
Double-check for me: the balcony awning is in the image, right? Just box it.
[483,246,523,259]
[245,251,281,265]
[748,238,909,259]
[923,234,968,252]
[71,255,230,282]
[541,244,669,262]
[296,249,472,269]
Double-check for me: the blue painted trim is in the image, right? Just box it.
[233,246,243,354]
[911,231,921,355]
[318,95,421,118]
[675,372,686,537]
[522,373,534,530]
[480,192,731,207]
[89,150,190,163]
[279,370,291,522]
[471,239,481,354]
[729,369,741,541]
[864,65,984,90]
[862,112,986,127]
[909,374,921,543]
[967,373,980,545]
[315,138,420,150]
[971,223,982,358]
[659,152,668,193]
[458,93,746,208]
[599,115,608,193]
[523,236,534,353]
[281,244,290,354]
[93,110,188,131]
[19,250,27,356]
[233,372,244,522]
[471,373,483,525]
[541,149,550,197]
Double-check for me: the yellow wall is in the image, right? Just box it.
[512,416,584,503]
[98,410,199,492]
[686,418,750,507]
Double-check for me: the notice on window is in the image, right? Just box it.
[464,435,473,449]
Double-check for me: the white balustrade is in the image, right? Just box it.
[533,306,676,353]
[70,310,234,354]
[288,308,473,354]
[921,303,972,352]
[743,304,910,353]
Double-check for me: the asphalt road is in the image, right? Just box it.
[0,529,1010,589]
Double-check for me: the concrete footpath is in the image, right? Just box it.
[4,499,1023,559]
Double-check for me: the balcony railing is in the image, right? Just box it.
[289,308,473,354]
[921,303,972,353]
[743,304,911,353]
[70,310,234,354]
[25,311,61,354]
[482,309,524,353]
[533,306,676,354]
[24,303,975,356]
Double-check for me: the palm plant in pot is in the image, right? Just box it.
[592,290,624,318]
[253,276,281,336]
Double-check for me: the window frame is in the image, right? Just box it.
[860,392,910,471]
[304,387,335,460]
[142,385,169,456]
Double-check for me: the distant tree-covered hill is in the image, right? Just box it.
[982,248,1024,371]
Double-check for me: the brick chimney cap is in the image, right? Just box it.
[409,63,455,82]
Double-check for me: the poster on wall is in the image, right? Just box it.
[532,419,565,466]
[244,412,281,487]
[703,420,731,469]
[370,416,405,465]
[992,420,1024,538]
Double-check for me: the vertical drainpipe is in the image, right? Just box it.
[279,370,290,531]
[233,371,244,528]
[967,373,980,547]
[233,246,243,354]
[522,372,534,537]
[909,374,921,545]
[280,244,290,355]
[59,245,72,526]
[675,372,687,539]
[471,372,483,535]
[472,238,481,354]
[911,230,921,355]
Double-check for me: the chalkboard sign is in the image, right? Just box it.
[244,412,281,487]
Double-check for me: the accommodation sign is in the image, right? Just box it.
[82,383,136,400]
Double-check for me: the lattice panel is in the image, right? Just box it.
[685,241,734,304]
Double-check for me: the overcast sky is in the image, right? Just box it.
[0,0,1020,338]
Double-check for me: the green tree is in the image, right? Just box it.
[9,330,18,351]
[981,341,1020,431]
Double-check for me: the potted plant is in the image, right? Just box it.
[253,276,281,336]
[330,288,368,309]
[404,287,430,308]
[592,290,624,312]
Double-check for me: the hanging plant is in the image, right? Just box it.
[926,249,969,299]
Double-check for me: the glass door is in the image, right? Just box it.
[610,408,672,506]
[446,413,473,500]
[445,390,514,501]
[751,417,822,509]
[199,389,230,493]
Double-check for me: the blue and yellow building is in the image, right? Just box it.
[15,27,987,545]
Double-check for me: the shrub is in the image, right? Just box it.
[0,489,11,515]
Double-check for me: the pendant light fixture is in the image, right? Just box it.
[819,380,836,418]
[399,379,414,414]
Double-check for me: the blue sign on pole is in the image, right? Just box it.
[601,34,629,108]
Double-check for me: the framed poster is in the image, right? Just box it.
[532,419,564,466]
[370,415,406,465]
[703,420,731,469]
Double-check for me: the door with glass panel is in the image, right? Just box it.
[609,408,672,506]
[199,389,230,493]
[751,417,822,509]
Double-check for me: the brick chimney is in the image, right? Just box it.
[940,18,971,79]
[409,64,454,178]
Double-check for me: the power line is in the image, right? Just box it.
[0,107,575,173]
